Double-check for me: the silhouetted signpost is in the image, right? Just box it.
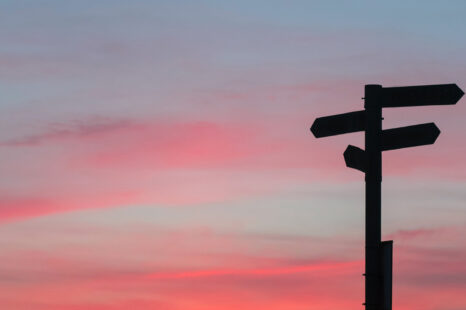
[310,83,464,310]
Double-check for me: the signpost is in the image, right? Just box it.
[310,83,464,310]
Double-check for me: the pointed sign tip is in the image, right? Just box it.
[432,123,441,142]
[310,122,319,138]
[457,84,465,98]
[452,84,464,103]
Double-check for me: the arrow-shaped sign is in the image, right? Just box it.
[381,123,440,151]
[310,110,365,138]
[344,145,366,172]
[380,84,464,108]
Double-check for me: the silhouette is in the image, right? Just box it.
[310,84,464,310]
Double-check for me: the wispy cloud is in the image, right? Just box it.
[0,117,136,147]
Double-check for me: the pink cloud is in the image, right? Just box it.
[0,256,363,310]
[0,191,140,223]
[82,120,259,169]
[0,219,366,308]
[142,260,359,280]
[386,227,450,241]
[2,225,466,310]
[1,108,464,223]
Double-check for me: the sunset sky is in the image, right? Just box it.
[1,1,466,309]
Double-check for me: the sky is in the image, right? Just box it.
[1,1,466,309]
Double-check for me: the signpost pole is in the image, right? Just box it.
[364,85,383,310]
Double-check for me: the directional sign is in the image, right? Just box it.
[381,123,440,151]
[344,145,366,172]
[380,84,464,108]
[310,110,365,138]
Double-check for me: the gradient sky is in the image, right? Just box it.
[1,1,466,309]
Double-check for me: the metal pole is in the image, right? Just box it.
[364,84,383,309]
